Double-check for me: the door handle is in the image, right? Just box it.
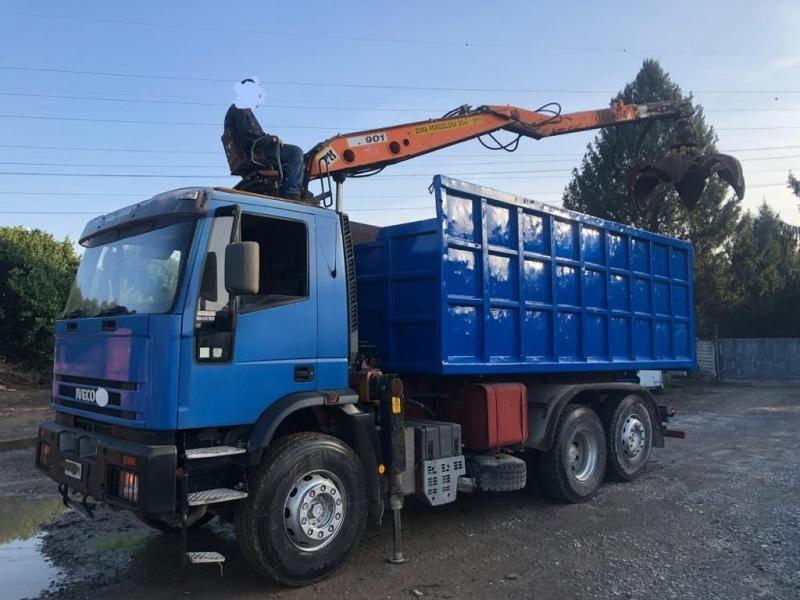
[294,365,315,382]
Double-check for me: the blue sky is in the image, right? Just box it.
[1,0,799,244]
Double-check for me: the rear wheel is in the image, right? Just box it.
[602,394,653,481]
[235,432,368,586]
[538,404,606,503]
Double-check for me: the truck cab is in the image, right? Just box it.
[36,188,374,574]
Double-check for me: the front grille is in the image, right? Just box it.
[53,397,136,420]
[55,373,137,391]
[73,417,113,436]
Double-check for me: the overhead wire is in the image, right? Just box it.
[1,143,798,157]
[0,162,794,176]
[3,90,800,116]
[0,113,797,133]
[0,91,444,113]
[0,190,565,198]
[0,113,342,130]
[2,64,800,95]
[1,153,799,169]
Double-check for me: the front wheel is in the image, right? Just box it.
[538,404,607,503]
[235,432,368,587]
[602,394,653,481]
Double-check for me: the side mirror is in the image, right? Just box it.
[199,252,218,301]
[225,242,260,295]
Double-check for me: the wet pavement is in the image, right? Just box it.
[0,496,65,599]
[0,382,798,599]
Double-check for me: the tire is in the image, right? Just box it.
[234,432,368,587]
[137,511,215,534]
[602,394,653,481]
[467,453,527,492]
[537,404,607,503]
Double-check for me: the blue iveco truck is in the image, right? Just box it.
[36,175,691,585]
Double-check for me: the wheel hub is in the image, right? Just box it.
[568,429,598,483]
[621,415,646,458]
[283,471,346,551]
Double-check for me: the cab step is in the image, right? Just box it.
[185,446,246,460]
[187,488,248,506]
[186,551,225,564]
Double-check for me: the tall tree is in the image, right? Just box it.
[722,203,800,337]
[563,59,741,336]
[0,227,78,370]
[789,172,800,203]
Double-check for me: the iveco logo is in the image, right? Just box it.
[74,387,109,408]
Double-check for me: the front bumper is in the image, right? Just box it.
[36,420,177,514]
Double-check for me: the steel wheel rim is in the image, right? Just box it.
[568,428,598,482]
[283,470,346,552]
[620,414,647,460]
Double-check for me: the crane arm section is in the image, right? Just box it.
[306,100,689,181]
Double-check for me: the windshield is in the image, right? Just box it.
[64,220,196,318]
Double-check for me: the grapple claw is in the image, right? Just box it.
[630,166,667,204]
[704,153,746,201]
[627,119,745,211]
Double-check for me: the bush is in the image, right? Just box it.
[0,227,78,371]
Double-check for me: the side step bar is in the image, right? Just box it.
[185,446,246,459]
[187,488,248,506]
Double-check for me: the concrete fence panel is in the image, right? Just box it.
[718,338,800,382]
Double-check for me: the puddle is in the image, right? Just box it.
[0,491,254,599]
[0,534,62,600]
[0,496,66,600]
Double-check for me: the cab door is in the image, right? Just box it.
[180,202,317,429]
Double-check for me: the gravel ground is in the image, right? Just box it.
[1,381,798,600]
[0,385,49,444]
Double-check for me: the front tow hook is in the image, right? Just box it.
[59,483,97,518]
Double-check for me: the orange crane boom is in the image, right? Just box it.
[305,100,690,181]
[221,97,743,211]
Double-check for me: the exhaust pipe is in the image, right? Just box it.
[629,119,745,211]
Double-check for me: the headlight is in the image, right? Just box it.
[108,466,139,505]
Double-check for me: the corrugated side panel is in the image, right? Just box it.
[354,176,696,375]
[353,218,442,371]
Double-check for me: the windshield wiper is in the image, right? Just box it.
[97,305,136,317]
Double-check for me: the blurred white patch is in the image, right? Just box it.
[233,77,265,109]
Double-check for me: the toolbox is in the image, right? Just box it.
[438,383,528,450]
[405,418,462,460]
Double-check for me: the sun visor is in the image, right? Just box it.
[79,188,211,246]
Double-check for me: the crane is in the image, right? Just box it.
[222,99,744,212]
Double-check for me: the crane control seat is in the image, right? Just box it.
[222,104,284,196]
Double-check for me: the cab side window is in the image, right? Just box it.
[195,212,234,362]
[239,213,308,311]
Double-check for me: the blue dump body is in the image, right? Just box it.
[355,176,696,375]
